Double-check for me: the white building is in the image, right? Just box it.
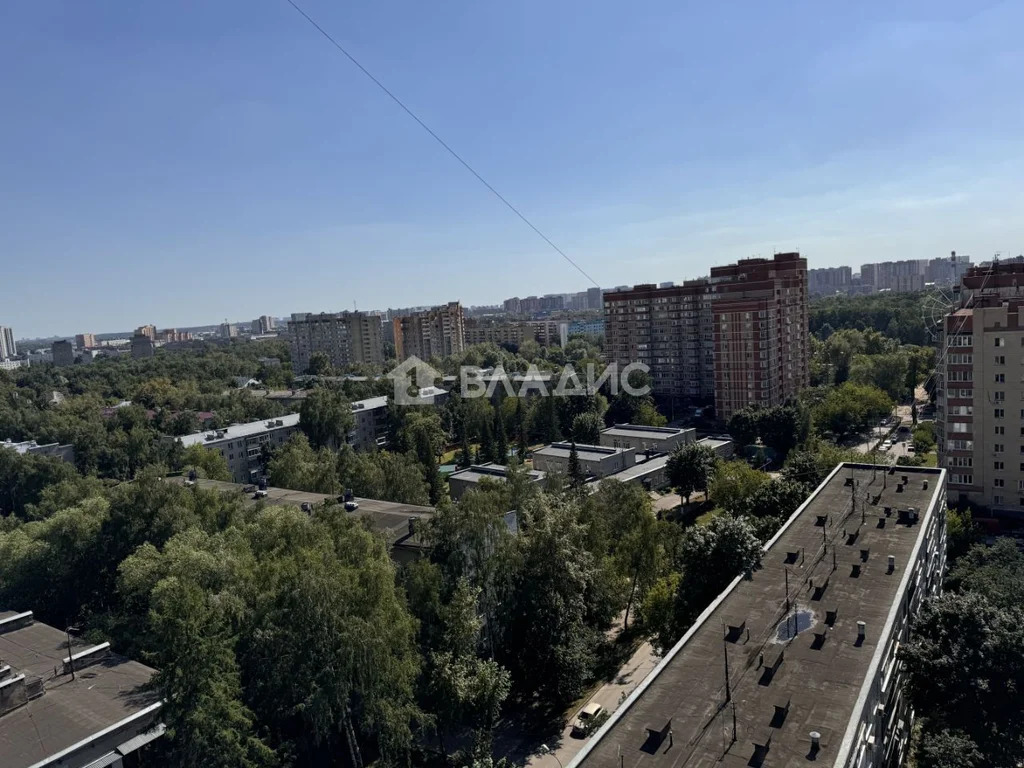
[176,414,301,483]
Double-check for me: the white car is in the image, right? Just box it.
[572,702,605,737]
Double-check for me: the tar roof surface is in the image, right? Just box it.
[601,425,688,438]
[0,617,158,768]
[572,463,944,768]
[535,443,628,460]
[167,477,433,548]
[177,413,300,447]
[449,464,546,483]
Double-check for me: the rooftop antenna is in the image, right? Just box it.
[722,622,732,703]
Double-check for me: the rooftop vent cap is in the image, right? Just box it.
[888,555,896,573]
[857,621,866,639]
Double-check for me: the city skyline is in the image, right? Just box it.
[4,2,1024,337]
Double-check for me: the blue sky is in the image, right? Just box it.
[2,1,1022,337]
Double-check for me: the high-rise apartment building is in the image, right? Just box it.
[937,261,1024,510]
[604,252,809,420]
[75,333,97,349]
[51,340,74,367]
[289,311,384,373]
[0,326,16,359]
[135,324,157,340]
[393,302,465,361]
[711,253,810,420]
[808,265,853,297]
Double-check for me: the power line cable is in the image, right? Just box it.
[282,0,601,289]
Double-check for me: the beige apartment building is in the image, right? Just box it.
[289,311,384,373]
[938,261,1024,511]
[393,301,465,361]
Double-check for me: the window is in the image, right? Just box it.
[995,461,1004,470]
[996,408,1005,418]
[995,391,1006,401]
[996,337,1006,347]
[949,456,973,467]
[996,426,1006,435]
[995,444,1005,453]
[953,422,969,433]
[996,355,1006,365]
[995,495,1004,505]
[995,478,1006,488]
[951,473,974,485]
[996,374,1006,383]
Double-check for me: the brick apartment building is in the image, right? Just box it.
[393,301,465,361]
[603,252,809,420]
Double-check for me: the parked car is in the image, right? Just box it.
[253,489,268,499]
[242,484,256,493]
[907,446,916,454]
[572,703,605,737]
[344,500,359,512]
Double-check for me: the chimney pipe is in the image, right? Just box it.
[887,555,895,573]
[810,731,821,749]
[857,621,866,640]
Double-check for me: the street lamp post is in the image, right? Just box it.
[539,745,564,768]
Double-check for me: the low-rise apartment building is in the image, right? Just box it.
[0,610,164,768]
[176,414,300,483]
[570,463,947,768]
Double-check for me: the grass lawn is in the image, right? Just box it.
[695,507,723,526]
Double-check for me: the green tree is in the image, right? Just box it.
[492,400,508,464]
[496,497,598,705]
[811,382,892,439]
[671,515,761,638]
[147,577,276,768]
[182,444,231,481]
[299,387,353,450]
[666,442,718,505]
[901,591,1024,767]
[305,351,334,376]
[567,440,585,490]
[709,460,771,513]
[571,411,603,444]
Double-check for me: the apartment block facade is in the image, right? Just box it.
[75,332,97,349]
[177,414,300,484]
[937,261,1024,510]
[289,311,384,373]
[603,252,809,420]
[393,301,465,361]
[0,326,16,359]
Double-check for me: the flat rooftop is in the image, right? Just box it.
[177,413,300,447]
[167,477,433,550]
[449,463,545,484]
[571,463,945,768]
[535,442,629,461]
[600,453,671,483]
[0,612,161,768]
[601,424,691,439]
